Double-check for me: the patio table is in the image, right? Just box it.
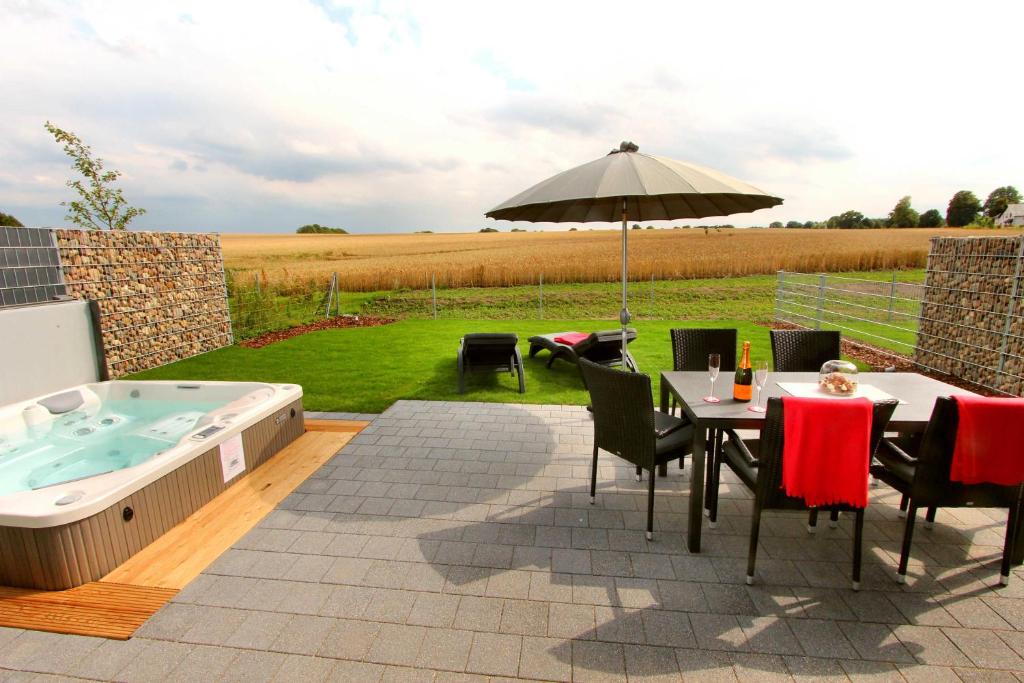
[658,371,974,553]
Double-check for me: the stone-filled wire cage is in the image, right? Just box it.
[914,236,1024,396]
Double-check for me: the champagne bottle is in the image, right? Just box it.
[733,341,753,402]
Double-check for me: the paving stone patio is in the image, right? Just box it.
[3,400,1024,681]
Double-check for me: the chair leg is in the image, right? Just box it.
[1001,487,1024,585]
[671,396,677,417]
[646,466,657,541]
[898,494,909,518]
[589,445,599,505]
[746,503,763,585]
[514,349,526,393]
[635,465,642,482]
[829,509,840,529]
[924,507,936,530]
[852,509,865,591]
[897,503,918,583]
[807,509,818,534]
[457,350,465,394]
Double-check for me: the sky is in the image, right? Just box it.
[2,0,1022,233]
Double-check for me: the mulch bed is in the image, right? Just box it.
[239,315,396,349]
[767,322,1000,396]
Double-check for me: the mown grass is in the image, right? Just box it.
[130,319,804,413]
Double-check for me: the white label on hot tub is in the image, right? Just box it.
[219,434,246,483]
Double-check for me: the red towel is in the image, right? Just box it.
[951,395,1024,485]
[554,332,589,346]
[781,396,873,508]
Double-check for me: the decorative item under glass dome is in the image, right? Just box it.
[819,360,859,395]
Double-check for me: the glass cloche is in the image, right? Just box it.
[819,360,859,395]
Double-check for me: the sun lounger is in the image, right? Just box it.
[457,333,525,394]
[527,328,638,372]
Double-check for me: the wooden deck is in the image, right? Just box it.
[0,420,364,639]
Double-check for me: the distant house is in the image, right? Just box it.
[996,204,1024,227]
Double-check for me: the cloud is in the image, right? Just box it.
[0,0,1021,232]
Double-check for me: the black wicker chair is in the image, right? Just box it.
[669,328,738,510]
[769,329,841,372]
[669,327,737,408]
[528,329,638,372]
[457,333,525,394]
[718,397,897,589]
[579,358,693,540]
[872,397,1024,585]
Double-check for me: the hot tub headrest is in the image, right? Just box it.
[38,390,85,415]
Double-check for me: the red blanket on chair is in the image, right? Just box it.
[951,395,1024,486]
[781,396,873,508]
[554,332,589,346]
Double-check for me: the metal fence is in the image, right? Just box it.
[774,270,924,363]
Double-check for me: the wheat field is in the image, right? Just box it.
[220,228,1015,293]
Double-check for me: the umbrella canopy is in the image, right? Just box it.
[485,141,783,369]
[486,142,782,223]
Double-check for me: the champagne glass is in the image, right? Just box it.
[749,360,769,413]
[703,353,721,403]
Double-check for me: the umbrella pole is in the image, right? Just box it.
[620,197,631,371]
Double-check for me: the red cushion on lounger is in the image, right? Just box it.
[951,395,1024,485]
[554,332,589,346]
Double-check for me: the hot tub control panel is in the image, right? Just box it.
[191,425,224,440]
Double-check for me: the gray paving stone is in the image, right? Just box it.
[414,628,474,672]
[225,611,294,650]
[499,599,548,636]
[319,618,381,660]
[571,639,625,681]
[165,644,238,682]
[70,637,150,680]
[466,632,522,677]
[271,654,337,682]
[366,624,427,666]
[220,648,289,682]
[115,640,192,682]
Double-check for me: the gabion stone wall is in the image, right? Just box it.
[55,230,232,377]
[914,236,1024,396]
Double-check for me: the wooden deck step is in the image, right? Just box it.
[0,583,177,640]
[304,418,370,433]
[0,423,360,640]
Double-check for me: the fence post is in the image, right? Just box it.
[887,271,897,322]
[997,238,1024,379]
[254,272,260,294]
[815,273,826,330]
[650,273,655,318]
[431,273,437,320]
[324,273,336,317]
[334,272,340,317]
[539,273,544,319]
[775,270,784,323]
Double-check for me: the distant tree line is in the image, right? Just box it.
[0,211,23,227]
[768,186,1020,229]
[296,224,348,234]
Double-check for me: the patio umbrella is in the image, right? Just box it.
[485,141,783,367]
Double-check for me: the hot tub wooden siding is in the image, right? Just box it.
[0,398,304,590]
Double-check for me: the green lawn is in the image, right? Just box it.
[131,319,794,413]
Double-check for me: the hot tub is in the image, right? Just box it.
[0,380,304,590]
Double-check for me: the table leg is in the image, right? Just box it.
[688,424,707,553]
